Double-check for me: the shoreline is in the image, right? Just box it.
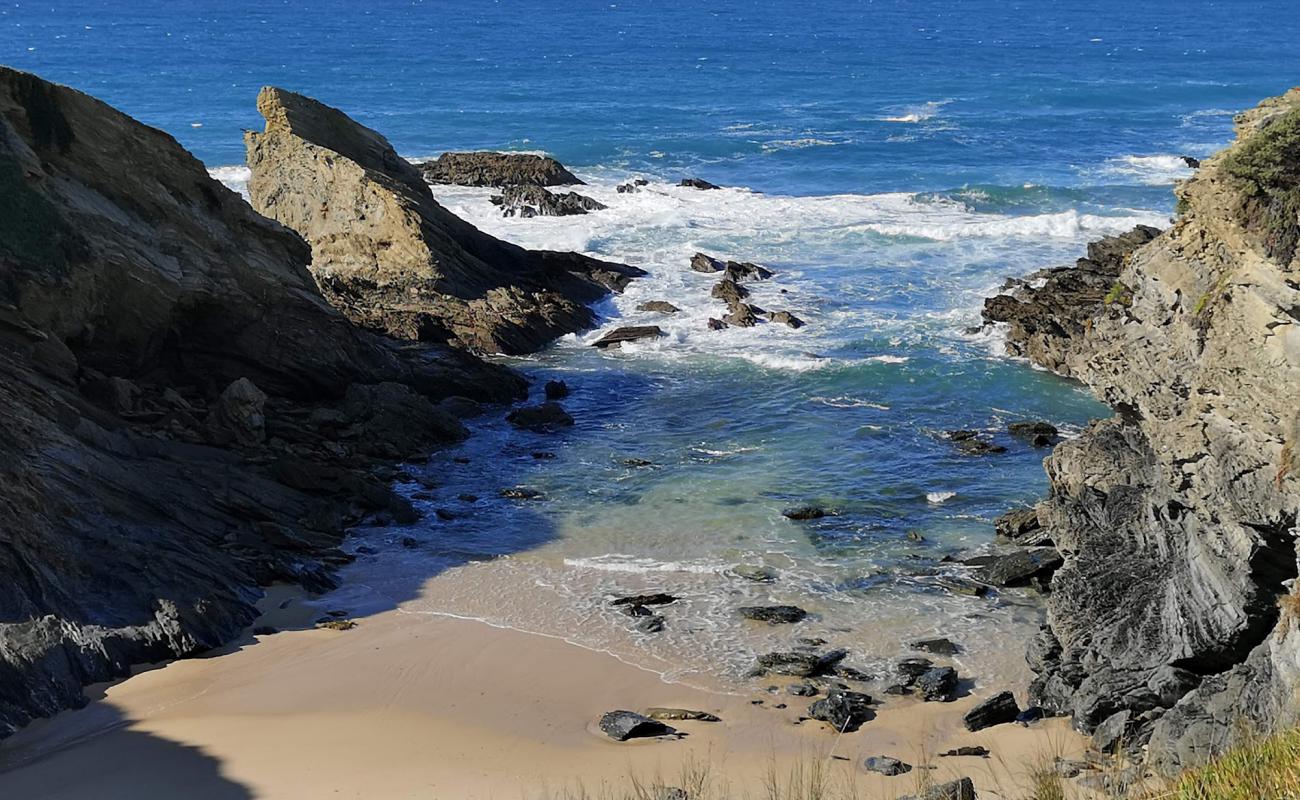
[0,575,1087,799]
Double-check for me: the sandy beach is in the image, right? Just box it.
[0,575,1087,800]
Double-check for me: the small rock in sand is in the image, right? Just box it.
[599,710,676,741]
[863,756,912,776]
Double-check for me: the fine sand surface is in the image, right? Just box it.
[0,579,1087,800]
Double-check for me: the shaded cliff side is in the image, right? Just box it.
[244,87,644,354]
[0,67,525,736]
[984,89,1300,772]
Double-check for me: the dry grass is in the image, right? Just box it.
[1136,727,1300,800]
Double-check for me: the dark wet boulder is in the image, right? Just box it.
[896,657,934,683]
[724,261,774,281]
[707,318,727,331]
[491,184,607,217]
[782,505,827,520]
[635,615,666,634]
[973,548,1063,587]
[962,691,1021,731]
[911,637,961,656]
[945,430,1006,455]
[916,666,959,702]
[438,395,484,419]
[637,300,681,314]
[616,178,649,194]
[788,684,818,697]
[754,648,847,677]
[767,311,805,329]
[899,777,976,800]
[598,710,676,741]
[723,302,762,328]
[499,487,543,500]
[711,278,749,305]
[808,689,873,732]
[690,252,725,273]
[506,401,574,431]
[611,593,677,607]
[680,177,720,190]
[645,708,720,722]
[1016,706,1046,725]
[738,605,808,624]
[420,151,582,187]
[543,380,569,400]
[863,756,912,776]
[1007,420,1059,447]
[1181,155,1201,168]
[592,326,664,349]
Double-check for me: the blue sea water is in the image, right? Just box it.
[7,1,1300,686]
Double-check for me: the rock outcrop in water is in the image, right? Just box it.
[244,88,643,354]
[0,68,529,737]
[986,90,1300,772]
[418,151,582,187]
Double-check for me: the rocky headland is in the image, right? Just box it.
[244,88,643,354]
[984,89,1300,773]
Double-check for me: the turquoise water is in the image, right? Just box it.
[8,1,1299,687]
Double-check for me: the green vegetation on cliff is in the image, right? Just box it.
[1222,107,1300,265]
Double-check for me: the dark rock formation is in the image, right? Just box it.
[724,303,762,328]
[808,689,873,732]
[680,177,720,190]
[611,593,677,607]
[598,710,676,741]
[1008,420,1059,447]
[0,68,522,738]
[707,317,727,331]
[972,548,1063,588]
[753,649,847,678]
[962,691,1021,731]
[543,379,569,400]
[491,184,606,217]
[506,402,574,431]
[994,90,1300,773]
[940,746,990,758]
[711,278,749,305]
[944,430,1006,455]
[899,777,975,800]
[738,605,808,624]
[916,666,959,702]
[910,638,960,656]
[767,311,805,329]
[690,252,725,273]
[863,756,911,776]
[419,151,582,187]
[244,88,643,354]
[592,325,664,349]
[637,300,680,314]
[724,261,774,281]
[782,506,827,520]
[994,507,1051,546]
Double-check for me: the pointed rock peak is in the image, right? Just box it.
[254,86,427,195]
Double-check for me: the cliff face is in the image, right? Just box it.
[0,68,523,736]
[244,87,644,354]
[986,90,1300,771]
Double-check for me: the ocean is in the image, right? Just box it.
[8,0,1299,689]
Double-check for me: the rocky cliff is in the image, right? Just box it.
[985,89,1300,771]
[0,68,525,736]
[244,88,643,354]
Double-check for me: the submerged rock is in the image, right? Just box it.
[782,505,827,520]
[910,637,961,656]
[706,318,727,331]
[731,564,778,582]
[543,379,570,400]
[419,151,583,187]
[592,326,664,349]
[611,593,678,607]
[1008,420,1059,446]
[506,402,574,431]
[738,605,808,624]
[598,710,676,741]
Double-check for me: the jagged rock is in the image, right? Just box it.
[491,184,606,217]
[1181,155,1201,169]
[911,638,960,656]
[940,746,990,758]
[767,311,805,329]
[690,252,725,273]
[506,402,574,431]
[724,261,774,281]
[916,667,959,702]
[994,507,1050,546]
[419,151,582,187]
[1008,420,1059,446]
[963,691,1021,731]
[635,615,666,634]
[754,649,847,677]
[204,378,268,447]
[945,430,1006,455]
[808,689,873,732]
[679,177,720,190]
[592,326,664,349]
[972,548,1063,588]
[645,708,720,722]
[598,710,676,741]
[544,380,569,400]
[616,178,648,194]
[637,300,680,314]
[863,756,911,776]
[723,302,762,328]
[1092,709,1132,754]
[0,67,522,739]
[244,88,643,354]
[711,278,749,305]
[707,318,727,331]
[738,605,808,624]
[896,657,934,683]
[611,593,677,607]
[1004,89,1300,774]
[899,777,975,800]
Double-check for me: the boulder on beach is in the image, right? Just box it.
[808,689,873,732]
[973,547,1063,587]
[611,593,678,607]
[863,756,912,776]
[598,710,676,741]
[962,690,1021,731]
[419,151,583,187]
[753,648,846,677]
[916,666,959,702]
[911,637,961,656]
[592,326,664,349]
